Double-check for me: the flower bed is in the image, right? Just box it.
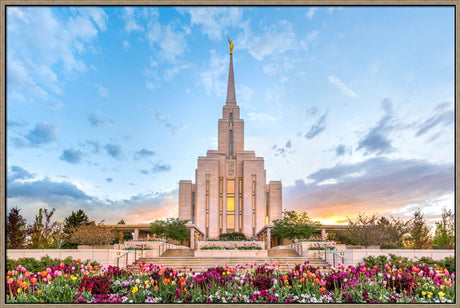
[196,240,264,250]
[6,258,455,303]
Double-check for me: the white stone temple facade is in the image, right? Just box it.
[178,44,282,239]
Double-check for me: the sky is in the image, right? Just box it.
[6,6,455,226]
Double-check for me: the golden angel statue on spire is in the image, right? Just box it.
[227,33,233,55]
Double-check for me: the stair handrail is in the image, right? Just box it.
[159,240,170,257]
[328,250,345,268]
[293,242,302,256]
[116,249,137,268]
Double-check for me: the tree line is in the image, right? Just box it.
[6,207,131,249]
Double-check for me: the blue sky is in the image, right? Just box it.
[6,6,454,225]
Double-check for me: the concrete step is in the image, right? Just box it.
[268,249,300,257]
[161,249,194,257]
[135,256,330,272]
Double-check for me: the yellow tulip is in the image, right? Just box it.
[132,286,138,294]
[439,291,445,297]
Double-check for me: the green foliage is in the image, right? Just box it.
[271,210,321,241]
[379,244,400,249]
[308,246,336,250]
[406,209,431,249]
[6,206,27,249]
[123,246,152,250]
[149,220,167,238]
[149,218,189,243]
[432,208,454,249]
[344,213,410,248]
[363,254,455,274]
[69,221,118,246]
[62,209,91,248]
[26,208,63,249]
[219,232,246,241]
[200,245,262,250]
[6,255,97,273]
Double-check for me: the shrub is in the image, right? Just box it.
[253,275,273,290]
[308,246,336,250]
[6,256,97,273]
[219,232,247,241]
[79,275,112,295]
[379,244,400,249]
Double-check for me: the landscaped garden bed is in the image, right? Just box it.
[6,257,455,303]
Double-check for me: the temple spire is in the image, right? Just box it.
[226,35,236,105]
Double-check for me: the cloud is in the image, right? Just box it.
[249,112,277,122]
[306,7,318,19]
[300,30,319,51]
[7,7,107,102]
[164,64,189,81]
[415,103,454,138]
[7,177,94,201]
[97,85,109,97]
[357,99,395,155]
[7,119,28,128]
[335,144,347,157]
[122,40,130,51]
[8,165,34,183]
[200,49,227,97]
[122,7,144,32]
[88,113,105,127]
[134,148,155,160]
[145,81,156,90]
[104,143,123,159]
[155,113,179,135]
[272,139,294,157]
[86,140,101,154]
[286,140,292,148]
[6,165,178,224]
[147,22,187,62]
[284,157,454,222]
[178,7,243,40]
[305,111,327,139]
[59,148,83,164]
[25,122,58,146]
[328,75,358,98]
[152,163,171,173]
[247,21,297,60]
[140,162,172,175]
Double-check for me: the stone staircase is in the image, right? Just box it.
[136,248,330,273]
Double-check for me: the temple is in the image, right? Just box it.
[178,41,282,239]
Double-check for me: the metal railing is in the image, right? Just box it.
[329,251,345,268]
[292,242,302,256]
[116,249,137,268]
[159,241,171,257]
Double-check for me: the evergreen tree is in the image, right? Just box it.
[62,209,91,248]
[6,207,27,249]
[406,209,431,249]
[433,208,454,249]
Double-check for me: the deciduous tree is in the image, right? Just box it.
[62,209,91,248]
[27,208,62,248]
[69,221,117,247]
[271,210,321,241]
